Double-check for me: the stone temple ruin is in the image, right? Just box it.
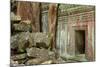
[10,0,95,66]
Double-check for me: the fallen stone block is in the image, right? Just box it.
[48,51,56,60]
[11,32,35,52]
[53,57,66,64]
[26,47,49,59]
[11,12,21,22]
[30,33,51,48]
[11,33,19,49]
[11,32,51,53]
[25,58,47,65]
[17,32,34,52]
[20,20,31,24]
[11,53,27,60]
[41,60,53,64]
[13,23,32,32]
[26,47,56,61]
[10,59,19,66]
[67,54,88,62]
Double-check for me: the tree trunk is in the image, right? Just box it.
[30,2,41,32]
[16,2,41,32]
[48,4,58,50]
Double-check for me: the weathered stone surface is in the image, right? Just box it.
[26,47,49,58]
[31,33,51,48]
[10,59,25,66]
[11,32,35,52]
[25,48,56,65]
[67,54,88,62]
[11,33,19,49]
[11,12,21,22]
[11,32,52,53]
[25,58,46,65]
[53,57,66,64]
[48,51,56,60]
[11,53,27,60]
[13,23,32,32]
[41,60,53,64]
[20,20,31,24]
[17,32,34,52]
[10,59,19,66]
[26,47,56,61]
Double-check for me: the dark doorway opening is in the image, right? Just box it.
[75,30,85,54]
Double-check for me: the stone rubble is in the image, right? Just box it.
[11,12,62,66]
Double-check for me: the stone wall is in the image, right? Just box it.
[57,11,95,60]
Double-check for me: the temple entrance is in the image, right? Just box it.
[75,30,85,55]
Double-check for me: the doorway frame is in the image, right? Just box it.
[72,25,88,56]
[75,29,86,55]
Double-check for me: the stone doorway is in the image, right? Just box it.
[75,30,85,55]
